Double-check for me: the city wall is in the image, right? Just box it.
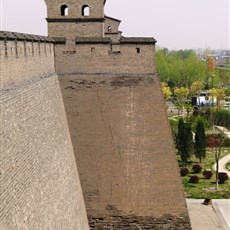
[54,38,156,75]
[59,73,191,229]
[0,32,89,230]
[50,21,191,226]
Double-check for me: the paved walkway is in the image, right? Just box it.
[188,126,230,230]
[212,126,230,177]
[213,154,230,177]
[187,199,230,230]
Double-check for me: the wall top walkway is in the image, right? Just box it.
[0,31,54,42]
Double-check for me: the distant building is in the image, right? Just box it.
[192,90,217,107]
[195,49,230,67]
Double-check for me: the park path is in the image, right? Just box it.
[212,126,230,177]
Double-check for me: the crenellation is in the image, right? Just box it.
[4,38,8,57]
[0,38,52,60]
[0,34,57,89]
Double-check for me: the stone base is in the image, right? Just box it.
[89,215,192,230]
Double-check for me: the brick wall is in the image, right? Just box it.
[48,22,104,41]
[45,0,105,40]
[0,40,55,89]
[54,43,155,74]
[59,74,191,229]
[0,33,89,230]
[45,0,104,18]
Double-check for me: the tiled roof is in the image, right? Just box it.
[120,37,156,44]
[0,32,156,45]
[105,15,121,22]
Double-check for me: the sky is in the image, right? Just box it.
[0,0,229,50]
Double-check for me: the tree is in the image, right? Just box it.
[184,103,193,118]
[190,80,204,107]
[194,120,206,163]
[207,132,225,190]
[190,80,203,95]
[156,48,208,88]
[161,82,172,100]
[174,87,189,116]
[176,118,194,166]
[209,88,226,108]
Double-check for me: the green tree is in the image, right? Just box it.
[194,120,206,163]
[184,103,193,118]
[174,87,189,116]
[176,118,194,165]
[156,48,208,88]
[209,88,225,108]
[190,80,204,107]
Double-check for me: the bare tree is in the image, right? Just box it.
[207,128,226,190]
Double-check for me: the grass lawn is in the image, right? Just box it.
[177,148,230,199]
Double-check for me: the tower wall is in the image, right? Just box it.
[0,32,89,230]
[45,0,104,18]
[45,0,105,39]
[45,0,192,226]
[54,41,156,74]
[59,73,191,229]
[47,22,104,40]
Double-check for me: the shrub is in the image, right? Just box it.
[203,170,213,179]
[192,164,202,173]
[222,138,230,147]
[227,162,230,171]
[218,172,229,184]
[189,176,199,183]
[213,110,230,129]
[180,167,189,177]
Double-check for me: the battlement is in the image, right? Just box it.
[54,36,156,75]
[0,31,55,89]
[0,31,54,59]
[52,36,156,45]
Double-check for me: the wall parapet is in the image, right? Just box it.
[52,36,156,45]
[0,31,54,42]
[120,37,157,44]
[0,31,56,89]
[0,31,54,60]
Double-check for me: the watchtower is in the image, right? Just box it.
[44,0,192,229]
[45,0,106,41]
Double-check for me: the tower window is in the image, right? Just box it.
[61,5,68,16]
[136,48,140,53]
[108,26,112,32]
[82,5,90,16]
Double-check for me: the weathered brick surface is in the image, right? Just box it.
[0,0,192,228]
[45,0,105,40]
[48,22,104,41]
[89,215,191,229]
[59,74,191,229]
[0,38,89,229]
[54,43,155,74]
[0,39,55,89]
[45,0,105,18]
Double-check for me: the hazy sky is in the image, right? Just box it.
[0,0,229,50]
